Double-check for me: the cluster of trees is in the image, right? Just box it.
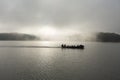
[96,32,120,42]
[0,33,39,40]
[67,32,120,42]
[0,32,120,42]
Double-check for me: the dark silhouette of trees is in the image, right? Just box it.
[96,32,120,42]
[0,33,39,40]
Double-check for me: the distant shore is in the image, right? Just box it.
[0,32,120,42]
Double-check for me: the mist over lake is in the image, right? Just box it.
[0,0,120,80]
[0,41,120,80]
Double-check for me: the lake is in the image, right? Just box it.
[0,41,120,80]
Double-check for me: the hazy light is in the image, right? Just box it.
[39,26,58,37]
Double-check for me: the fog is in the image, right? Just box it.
[0,0,120,34]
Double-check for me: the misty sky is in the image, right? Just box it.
[0,0,120,34]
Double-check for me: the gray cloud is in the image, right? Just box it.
[0,0,120,33]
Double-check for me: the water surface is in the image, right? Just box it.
[0,41,120,80]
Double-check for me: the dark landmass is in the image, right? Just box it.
[0,32,120,42]
[96,32,120,42]
[67,32,120,42]
[0,33,39,40]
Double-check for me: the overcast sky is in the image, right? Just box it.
[0,0,120,34]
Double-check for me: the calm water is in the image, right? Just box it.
[0,41,120,80]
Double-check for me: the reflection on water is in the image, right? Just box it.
[0,41,120,80]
